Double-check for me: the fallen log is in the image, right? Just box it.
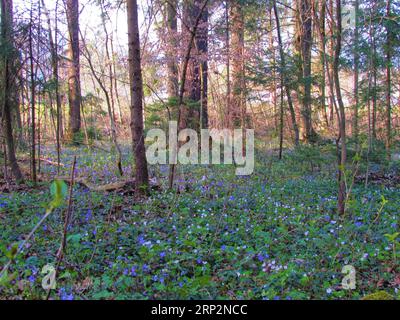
[19,157,65,167]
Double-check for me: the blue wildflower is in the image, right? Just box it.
[28,275,36,283]
[142,264,150,273]
[59,288,74,300]
[137,235,145,245]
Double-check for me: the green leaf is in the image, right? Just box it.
[92,290,114,299]
[384,232,400,242]
[67,233,82,244]
[48,180,68,211]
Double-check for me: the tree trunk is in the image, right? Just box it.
[230,1,245,129]
[225,1,231,129]
[371,12,377,141]
[66,0,81,139]
[0,0,23,182]
[168,0,209,189]
[166,0,179,98]
[296,0,315,142]
[29,2,36,183]
[273,0,300,146]
[317,0,329,128]
[127,0,149,192]
[333,0,346,216]
[181,0,207,131]
[197,1,208,129]
[352,0,359,143]
[385,0,392,158]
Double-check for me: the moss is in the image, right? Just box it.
[361,291,394,300]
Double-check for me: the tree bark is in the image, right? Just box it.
[29,1,36,183]
[127,0,149,192]
[385,0,392,158]
[352,0,359,143]
[230,1,245,129]
[296,0,315,142]
[197,1,208,129]
[181,0,208,131]
[0,0,23,182]
[66,0,81,139]
[333,0,346,216]
[168,0,209,189]
[273,0,300,146]
[166,0,179,98]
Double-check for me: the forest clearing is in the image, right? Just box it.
[1,0,400,302]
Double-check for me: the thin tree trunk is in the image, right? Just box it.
[297,0,315,142]
[225,1,231,129]
[110,36,123,124]
[366,0,377,142]
[333,0,346,216]
[328,0,334,124]
[385,0,392,158]
[197,1,208,129]
[273,0,300,146]
[29,2,36,183]
[317,0,328,128]
[352,0,359,143]
[166,0,179,98]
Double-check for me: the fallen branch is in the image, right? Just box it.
[46,156,77,300]
[19,157,65,167]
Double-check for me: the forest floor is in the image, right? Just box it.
[0,141,400,300]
